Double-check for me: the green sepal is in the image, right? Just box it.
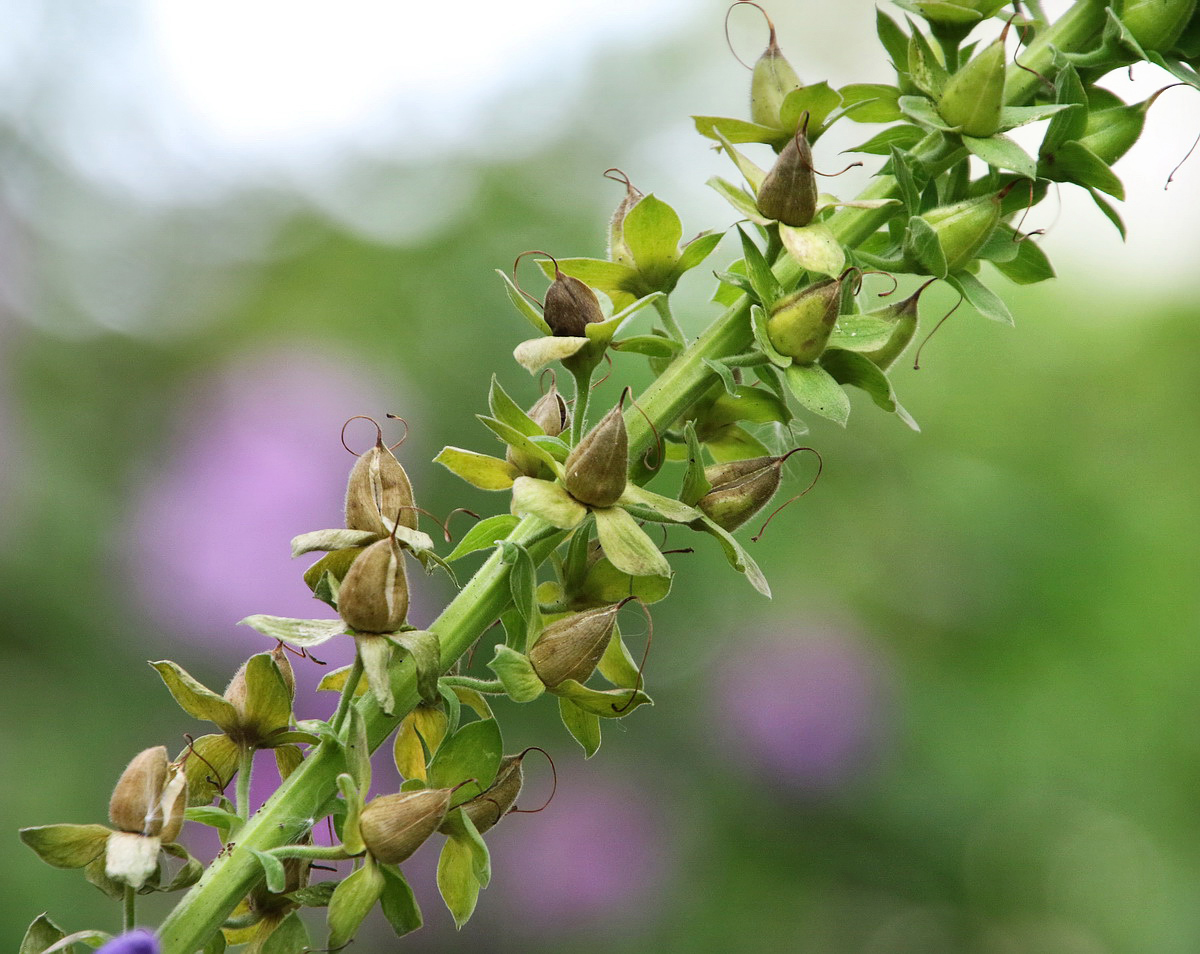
[889,146,923,216]
[998,103,1076,132]
[713,130,767,193]
[593,505,671,578]
[238,652,295,741]
[327,859,386,950]
[693,114,789,148]
[846,124,925,156]
[19,824,110,869]
[991,237,1055,285]
[185,805,241,836]
[478,415,562,475]
[379,864,423,937]
[487,645,545,702]
[906,20,949,96]
[558,695,602,757]
[512,336,589,373]
[623,193,682,286]
[251,849,289,895]
[393,706,449,782]
[181,733,239,807]
[784,362,851,426]
[946,270,1014,324]
[150,660,239,733]
[445,514,520,561]
[898,94,959,132]
[838,83,903,123]
[680,422,712,507]
[750,304,792,368]
[289,528,378,557]
[303,548,361,599]
[236,616,345,650]
[578,557,672,608]
[437,830,481,930]
[202,931,226,954]
[611,334,680,359]
[389,629,441,705]
[1042,140,1124,199]
[20,914,68,954]
[676,232,724,274]
[1088,189,1126,239]
[598,625,642,688]
[260,911,309,954]
[779,222,845,276]
[354,633,394,715]
[500,540,541,646]
[428,718,503,807]
[434,447,519,491]
[496,269,552,335]
[83,854,124,900]
[552,678,653,717]
[690,514,772,598]
[779,81,842,135]
[904,215,948,278]
[532,257,640,310]
[338,773,366,857]
[708,177,769,224]
[876,8,911,70]
[290,882,338,907]
[316,665,367,696]
[36,929,110,954]
[618,482,702,524]
[343,706,372,794]
[736,227,783,307]
[704,425,773,463]
[703,358,739,396]
[1041,65,1088,155]
[962,134,1037,179]
[829,313,897,351]
[510,476,586,530]
[158,841,203,892]
[820,348,919,431]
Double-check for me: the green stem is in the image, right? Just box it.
[653,295,685,343]
[440,675,507,694]
[331,654,364,733]
[268,844,353,862]
[154,7,1107,951]
[235,745,253,822]
[123,885,136,933]
[570,366,591,445]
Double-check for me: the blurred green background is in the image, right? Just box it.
[5,2,1200,952]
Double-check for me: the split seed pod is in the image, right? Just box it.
[544,265,605,337]
[765,273,847,364]
[564,404,628,508]
[748,11,802,129]
[359,788,452,864]
[756,115,818,227]
[606,170,644,266]
[507,383,571,477]
[345,434,417,536]
[529,602,621,687]
[937,27,1007,138]
[109,746,187,841]
[697,456,785,531]
[338,536,410,633]
[446,754,525,835]
[920,193,1001,273]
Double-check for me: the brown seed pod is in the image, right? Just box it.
[359,788,452,864]
[564,404,628,508]
[344,430,418,536]
[528,602,622,688]
[544,271,604,337]
[337,536,410,634]
[756,115,818,227]
[507,382,571,477]
[109,746,169,835]
[698,456,784,532]
[447,754,526,835]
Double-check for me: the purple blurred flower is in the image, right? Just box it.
[717,624,893,793]
[97,931,158,954]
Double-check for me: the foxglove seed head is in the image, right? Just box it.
[345,435,417,536]
[507,383,571,477]
[697,456,783,531]
[756,116,818,227]
[449,753,525,835]
[223,648,296,746]
[765,275,844,364]
[359,788,452,864]
[1122,0,1196,52]
[1078,99,1151,165]
[749,15,802,129]
[544,267,604,337]
[920,193,1001,273]
[937,31,1007,137]
[338,536,410,633]
[109,747,169,835]
[564,404,628,508]
[528,603,621,687]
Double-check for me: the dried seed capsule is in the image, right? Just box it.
[359,788,452,864]
[338,537,410,633]
[544,266,604,337]
[507,383,571,477]
[606,170,644,266]
[749,16,802,129]
[697,456,783,531]
[937,31,1007,137]
[528,603,621,687]
[765,274,846,364]
[109,747,170,835]
[1122,0,1196,52]
[345,435,417,536]
[920,193,1000,273]
[446,754,525,835]
[564,404,628,508]
[756,116,818,227]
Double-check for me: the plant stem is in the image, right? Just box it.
[267,844,353,862]
[331,654,364,733]
[123,885,136,933]
[154,7,1106,951]
[570,366,591,445]
[653,295,685,343]
[235,746,253,822]
[439,676,507,694]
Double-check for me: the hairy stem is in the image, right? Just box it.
[123,885,136,934]
[235,746,253,822]
[330,654,364,733]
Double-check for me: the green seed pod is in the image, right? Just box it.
[920,193,1001,273]
[863,282,931,370]
[749,16,802,129]
[564,404,628,508]
[937,30,1007,137]
[544,266,604,337]
[605,169,644,266]
[345,434,417,536]
[507,382,570,477]
[765,274,845,364]
[528,602,621,687]
[337,536,410,633]
[359,788,452,864]
[109,747,169,835]
[756,116,818,227]
[445,753,525,835]
[1077,92,1166,165]
[1121,0,1196,52]
[697,456,784,531]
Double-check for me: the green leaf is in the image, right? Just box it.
[327,861,386,949]
[593,505,671,578]
[962,134,1037,179]
[779,222,845,277]
[261,911,309,954]
[552,678,653,718]
[238,652,293,739]
[693,114,788,146]
[703,358,739,397]
[991,237,1055,285]
[906,23,949,96]
[539,257,640,308]
[356,633,395,716]
[344,705,372,793]
[19,825,111,869]
[40,930,111,954]
[898,94,959,132]
[251,849,288,894]
[477,415,562,474]
[390,629,441,705]
[708,176,770,225]
[488,374,541,436]
[488,644,546,702]
[736,227,784,308]
[290,528,379,557]
[821,348,919,430]
[779,81,842,133]
[876,8,910,69]
[998,102,1076,132]
[379,864,424,937]
[1088,189,1127,239]
[905,215,948,278]
[946,270,1014,324]
[611,334,681,358]
[500,540,540,640]
[784,362,851,426]
[184,805,241,835]
[680,422,711,507]
[846,124,925,155]
[437,833,481,930]
[1046,141,1125,199]
[676,232,724,274]
[445,514,520,562]
[838,83,903,123]
[713,131,768,193]
[889,146,922,216]
[1042,65,1088,155]
[691,514,772,598]
[558,695,602,757]
[236,616,345,649]
[428,718,503,806]
[496,269,551,336]
[149,660,239,732]
[20,915,67,954]
[623,194,682,277]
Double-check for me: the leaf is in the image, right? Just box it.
[356,633,395,716]
[261,912,309,954]
[316,665,368,696]
[496,269,551,335]
[676,232,724,274]
[236,616,345,649]
[444,514,519,562]
[778,222,845,277]
[713,130,768,193]
[501,540,540,642]
[611,334,680,358]
[962,134,1037,179]
[593,506,671,578]
[1042,65,1088,155]
[889,146,921,217]
[149,660,238,732]
[821,348,919,431]
[40,931,111,954]
[623,194,682,277]
[437,834,481,930]
[779,81,842,133]
[427,718,503,806]
[512,335,589,373]
[991,237,1056,285]
[838,82,903,123]
[680,422,711,507]
[998,102,1076,131]
[343,705,372,793]
[736,227,784,307]
[159,841,203,892]
[379,864,424,937]
[552,679,653,718]
[1088,189,1126,239]
[20,914,67,954]
[846,124,925,155]
[898,94,959,132]
[184,805,241,835]
[691,515,772,598]
[708,176,770,224]
[327,861,386,949]
[784,362,851,426]
[510,476,587,530]
[904,215,948,278]
[19,824,111,869]
[946,271,1014,324]
[1046,141,1124,199]
[693,114,787,146]
[251,848,288,894]
[703,358,738,397]
[488,645,546,703]
[390,629,441,705]
[558,695,602,757]
[876,8,910,69]
[290,528,378,557]
[905,22,948,96]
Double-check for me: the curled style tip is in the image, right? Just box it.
[511,746,558,815]
[724,1,776,71]
[751,446,823,543]
[340,415,384,456]
[512,249,561,308]
[613,598,653,714]
[913,291,965,370]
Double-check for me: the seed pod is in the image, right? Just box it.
[697,456,783,531]
[749,17,802,129]
[1122,0,1196,52]
[445,754,525,835]
[606,170,644,266]
[224,649,296,746]
[765,274,845,364]
[338,537,410,633]
[1077,93,1163,165]
[863,283,928,370]
[507,383,571,477]
[345,436,417,536]
[756,117,818,227]
[359,788,451,864]
[544,266,604,337]
[109,747,170,835]
[937,31,1007,137]
[920,193,1000,273]
[564,404,628,508]
[529,603,621,687]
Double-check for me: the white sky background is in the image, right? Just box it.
[1,0,1197,335]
